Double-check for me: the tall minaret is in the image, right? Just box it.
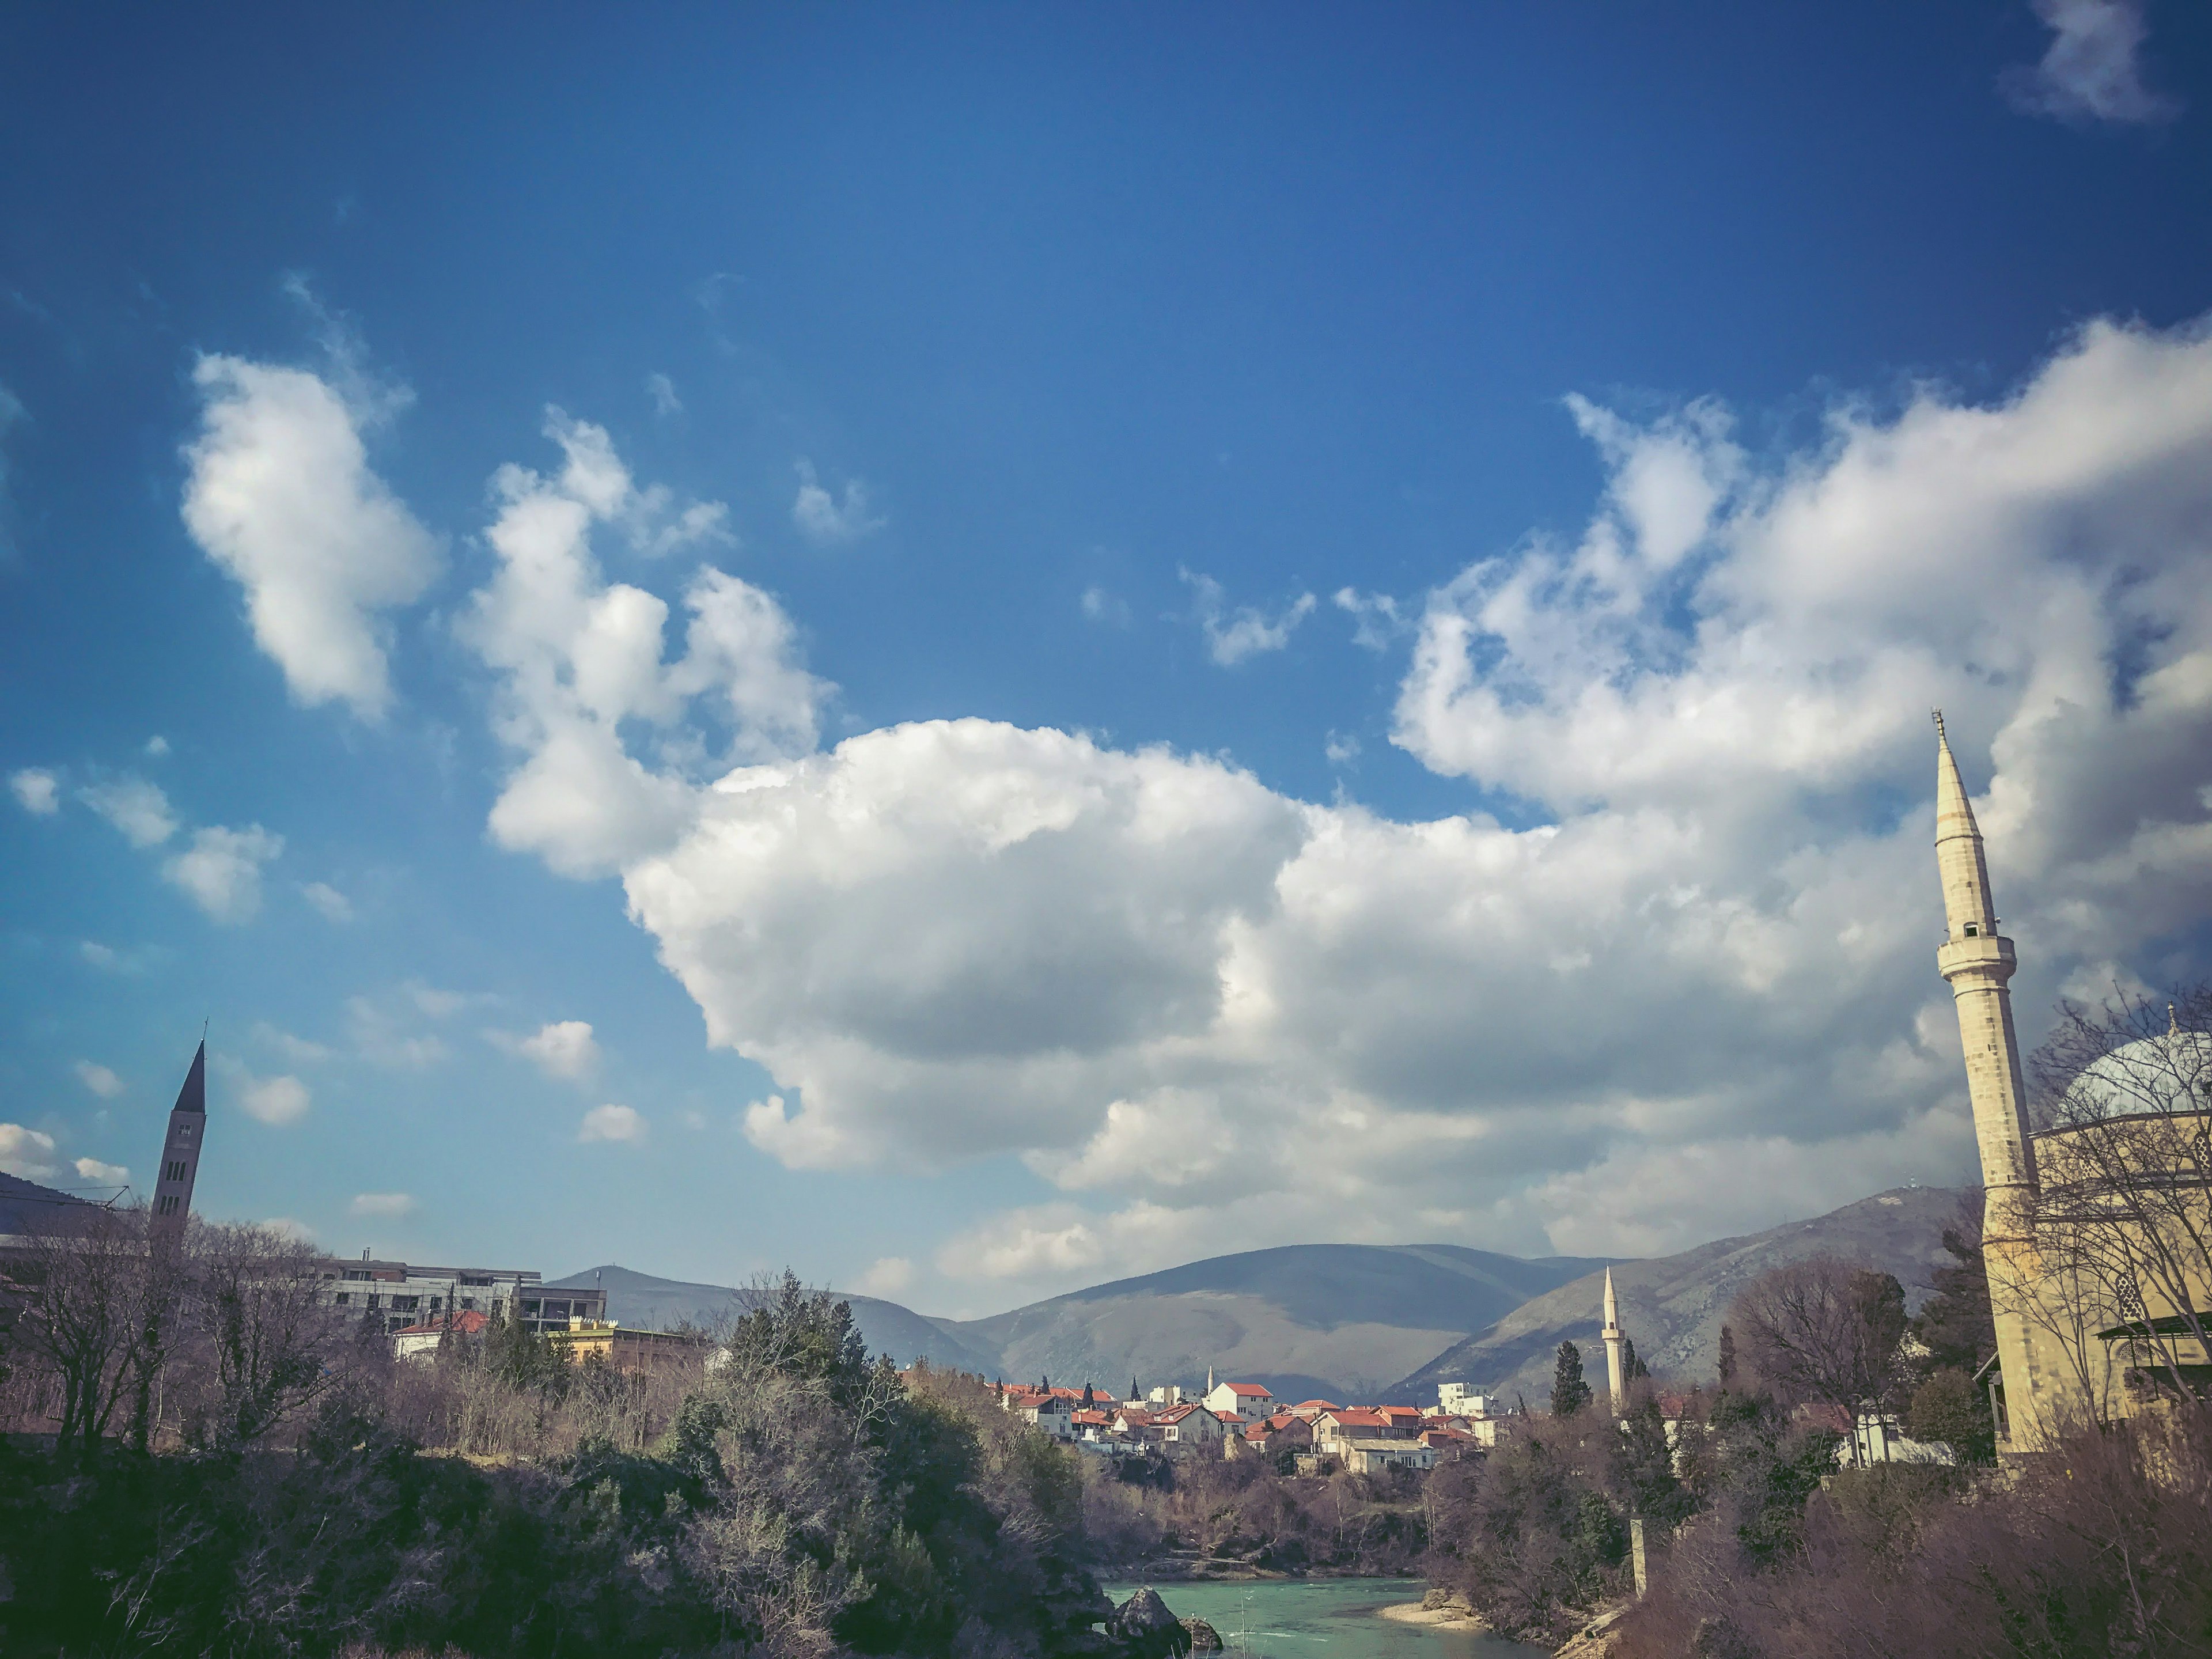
[149,1040,207,1248]
[1931,714,2043,1447]
[1600,1266,1627,1414]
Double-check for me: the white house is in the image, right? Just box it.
[1340,1438,1439,1475]
[1154,1402,1228,1450]
[1204,1380,1275,1418]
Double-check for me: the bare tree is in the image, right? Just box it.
[1728,1257,1907,1461]
[2026,981,2212,1408]
[179,1219,350,1449]
[9,1204,171,1463]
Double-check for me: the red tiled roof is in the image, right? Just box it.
[394,1310,493,1338]
[1291,1399,1340,1411]
[1794,1402,1854,1435]
[1328,1408,1389,1427]
[1221,1382,1272,1396]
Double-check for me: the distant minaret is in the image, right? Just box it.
[149,1041,207,1247]
[1931,714,2043,1448]
[1601,1266,1627,1415]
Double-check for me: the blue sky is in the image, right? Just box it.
[5,2,2211,1316]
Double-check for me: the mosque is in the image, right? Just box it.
[1934,714,2212,1450]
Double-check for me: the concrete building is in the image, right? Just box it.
[1436,1383,1488,1416]
[548,1317,708,1374]
[313,1258,605,1338]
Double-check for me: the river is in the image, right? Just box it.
[1103,1578,1548,1659]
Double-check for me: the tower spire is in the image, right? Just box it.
[150,1039,208,1247]
[1933,719,2043,1448]
[1600,1266,1627,1415]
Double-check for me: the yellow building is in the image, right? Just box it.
[1933,715,2212,1449]
[546,1316,709,1374]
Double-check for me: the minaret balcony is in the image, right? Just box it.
[1937,931,2016,983]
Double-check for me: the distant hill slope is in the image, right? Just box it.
[1387,1187,1968,1408]
[543,1266,1002,1377]
[0,1170,98,1235]
[936,1244,1609,1403]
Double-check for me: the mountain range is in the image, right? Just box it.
[541,1265,1003,1377]
[1388,1186,1970,1406]
[553,1185,1968,1404]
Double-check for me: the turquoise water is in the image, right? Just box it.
[1102,1578,1548,1659]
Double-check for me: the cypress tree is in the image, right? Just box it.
[1552,1340,1593,1416]
[1718,1325,1737,1387]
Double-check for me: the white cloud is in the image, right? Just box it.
[74,1157,128,1185]
[647,372,683,417]
[490,315,2212,1308]
[74,1061,123,1099]
[78,940,158,974]
[263,1217,316,1243]
[1324,731,1361,766]
[239,1072,311,1126]
[162,824,283,922]
[0,1124,59,1180]
[461,411,828,878]
[491,1019,601,1081]
[579,1103,646,1143]
[10,767,59,815]
[1181,569,1317,665]
[350,1191,416,1217]
[791,459,885,547]
[81,777,177,847]
[855,1256,915,1297]
[346,988,453,1069]
[181,355,441,721]
[2003,0,2179,124]
[145,736,170,757]
[1331,588,1411,651]
[301,881,353,922]
[1081,585,1131,626]
[938,1205,1107,1282]
[253,1022,334,1064]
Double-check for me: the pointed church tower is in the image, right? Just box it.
[149,1041,207,1248]
[1600,1266,1627,1415]
[1931,714,2044,1448]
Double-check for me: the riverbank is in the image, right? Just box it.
[1105,1577,1548,1658]
[1377,1596,1487,1631]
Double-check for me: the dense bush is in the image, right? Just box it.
[0,1273,1113,1659]
[1079,1450,1428,1576]
[1614,1403,2212,1659]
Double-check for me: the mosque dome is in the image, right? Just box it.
[2055,1026,2212,1124]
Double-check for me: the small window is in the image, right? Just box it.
[335,1292,350,1306]
[1964,924,1979,937]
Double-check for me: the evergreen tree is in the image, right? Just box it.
[1718,1324,1737,1387]
[1620,1337,1650,1382]
[1914,1199,1995,1375]
[1551,1340,1593,1416]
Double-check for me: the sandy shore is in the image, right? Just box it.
[1377,1600,1488,1630]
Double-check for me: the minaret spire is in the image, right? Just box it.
[1600,1266,1627,1415]
[1932,718,2043,1448]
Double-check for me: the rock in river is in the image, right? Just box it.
[1106,1588,1193,1659]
